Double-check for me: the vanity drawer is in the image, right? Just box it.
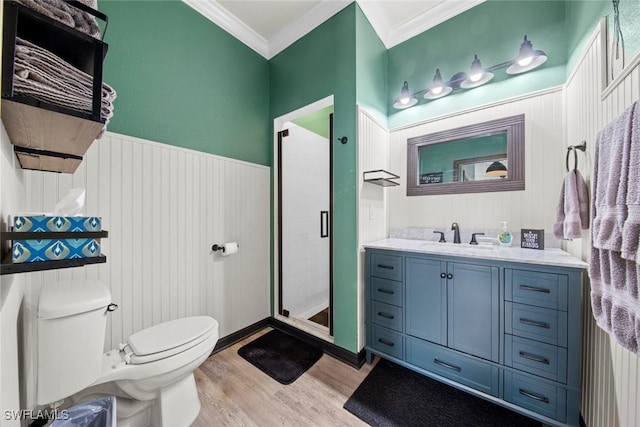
[505,269,568,311]
[371,326,404,360]
[505,335,567,383]
[370,277,403,306]
[506,302,567,347]
[504,371,567,422]
[406,337,499,397]
[371,301,403,332]
[370,253,403,281]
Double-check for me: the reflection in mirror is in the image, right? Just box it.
[407,115,524,196]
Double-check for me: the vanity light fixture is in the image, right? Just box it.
[486,161,508,177]
[393,81,418,109]
[424,69,453,100]
[506,35,548,74]
[394,35,548,110]
[460,54,494,89]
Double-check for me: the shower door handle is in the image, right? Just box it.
[320,211,329,238]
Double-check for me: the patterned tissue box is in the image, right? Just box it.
[11,216,102,263]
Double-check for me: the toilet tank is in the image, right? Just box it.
[37,280,112,405]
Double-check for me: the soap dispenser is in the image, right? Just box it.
[498,221,513,247]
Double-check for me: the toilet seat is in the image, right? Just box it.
[122,316,218,365]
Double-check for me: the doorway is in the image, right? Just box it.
[275,96,333,340]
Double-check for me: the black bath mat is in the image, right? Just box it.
[238,329,323,385]
[344,358,542,427]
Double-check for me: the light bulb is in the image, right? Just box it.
[518,56,533,67]
[431,86,443,95]
[400,97,410,105]
[469,73,483,82]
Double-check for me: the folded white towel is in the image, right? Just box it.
[15,0,100,39]
[13,37,116,137]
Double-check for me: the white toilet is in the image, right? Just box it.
[37,279,219,427]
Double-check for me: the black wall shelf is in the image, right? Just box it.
[363,169,400,187]
[1,0,109,173]
[1,230,108,275]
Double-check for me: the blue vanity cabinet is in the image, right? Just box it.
[365,247,585,427]
[405,257,499,361]
[405,257,447,345]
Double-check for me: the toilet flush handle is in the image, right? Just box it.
[107,303,118,312]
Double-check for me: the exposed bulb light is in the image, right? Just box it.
[393,81,418,109]
[506,35,547,74]
[460,54,494,89]
[424,69,452,100]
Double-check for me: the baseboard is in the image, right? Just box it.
[209,316,366,368]
[211,317,271,354]
[268,318,366,368]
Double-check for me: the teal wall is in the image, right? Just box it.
[100,1,270,165]
[355,5,388,126]
[387,0,567,129]
[270,4,359,352]
[566,1,640,76]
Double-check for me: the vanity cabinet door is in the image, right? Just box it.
[405,257,447,345]
[448,263,500,362]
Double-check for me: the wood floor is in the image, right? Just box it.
[192,328,375,427]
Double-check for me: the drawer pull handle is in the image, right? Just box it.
[378,338,395,347]
[433,358,462,372]
[377,264,394,270]
[519,388,550,404]
[446,273,453,280]
[519,351,550,365]
[378,312,394,319]
[519,284,551,293]
[519,318,551,329]
[440,273,446,279]
[377,288,394,295]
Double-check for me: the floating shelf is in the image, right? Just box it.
[363,170,400,187]
[1,1,109,174]
[1,254,107,275]
[1,230,108,275]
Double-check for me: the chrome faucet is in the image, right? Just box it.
[451,222,461,244]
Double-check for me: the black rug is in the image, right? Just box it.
[344,358,542,427]
[238,329,323,385]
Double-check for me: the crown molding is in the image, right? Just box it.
[183,0,485,59]
[358,0,485,49]
[182,0,269,58]
[268,0,351,59]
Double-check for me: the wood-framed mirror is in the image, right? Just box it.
[407,114,525,196]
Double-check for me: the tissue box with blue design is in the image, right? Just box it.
[11,216,102,263]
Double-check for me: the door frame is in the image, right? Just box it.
[273,95,334,341]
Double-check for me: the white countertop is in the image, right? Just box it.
[363,238,588,269]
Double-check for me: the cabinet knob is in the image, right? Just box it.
[447,273,453,280]
[440,273,446,279]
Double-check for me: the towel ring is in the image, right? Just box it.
[566,141,587,172]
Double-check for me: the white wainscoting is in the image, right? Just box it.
[357,107,389,350]
[22,132,271,352]
[388,87,565,235]
[566,23,640,427]
[0,120,27,426]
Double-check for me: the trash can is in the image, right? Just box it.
[51,396,116,427]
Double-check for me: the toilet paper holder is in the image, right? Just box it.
[211,243,239,253]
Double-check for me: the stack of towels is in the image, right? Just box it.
[15,0,101,39]
[590,100,640,354]
[13,37,116,137]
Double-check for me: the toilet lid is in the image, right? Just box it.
[126,316,217,361]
